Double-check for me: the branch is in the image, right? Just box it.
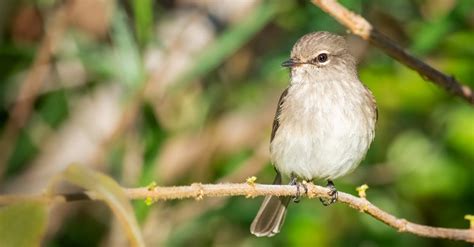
[1,183,472,243]
[311,0,474,105]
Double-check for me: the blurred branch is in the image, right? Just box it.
[0,5,70,179]
[310,0,474,105]
[127,183,474,243]
[140,141,269,245]
[1,183,473,243]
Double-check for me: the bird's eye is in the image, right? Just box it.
[316,53,328,63]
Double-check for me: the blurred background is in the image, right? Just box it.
[0,0,473,246]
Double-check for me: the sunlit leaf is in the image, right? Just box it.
[62,165,145,247]
[0,202,47,247]
[133,0,153,46]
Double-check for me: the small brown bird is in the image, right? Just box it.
[250,31,377,237]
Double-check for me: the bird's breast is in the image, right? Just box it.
[270,81,376,180]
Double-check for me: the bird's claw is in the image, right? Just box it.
[319,180,338,206]
[290,177,308,203]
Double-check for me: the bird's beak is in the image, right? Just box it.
[281,58,298,68]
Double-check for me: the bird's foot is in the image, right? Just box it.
[319,180,338,206]
[290,176,308,203]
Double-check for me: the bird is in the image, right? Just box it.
[250,31,377,237]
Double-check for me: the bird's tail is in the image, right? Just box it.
[250,173,291,237]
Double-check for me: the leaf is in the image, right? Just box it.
[0,202,47,247]
[133,0,154,46]
[444,106,474,160]
[111,7,145,88]
[62,165,145,247]
[411,17,452,54]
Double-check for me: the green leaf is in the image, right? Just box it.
[444,106,474,160]
[7,130,38,176]
[37,89,69,128]
[133,0,154,47]
[0,202,47,247]
[411,17,452,55]
[111,7,145,88]
[62,165,145,247]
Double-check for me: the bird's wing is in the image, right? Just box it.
[270,88,289,142]
[363,84,378,122]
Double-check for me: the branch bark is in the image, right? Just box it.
[1,183,472,243]
[126,183,474,242]
[311,0,474,105]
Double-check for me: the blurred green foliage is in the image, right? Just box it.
[0,202,47,247]
[0,0,472,246]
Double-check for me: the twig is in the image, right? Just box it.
[125,183,474,242]
[1,183,472,243]
[311,0,474,105]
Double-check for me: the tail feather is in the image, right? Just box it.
[250,173,290,237]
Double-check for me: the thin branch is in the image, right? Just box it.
[1,183,472,243]
[311,0,474,105]
[125,183,474,242]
